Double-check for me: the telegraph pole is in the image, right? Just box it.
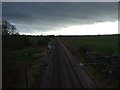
[118,2,120,88]
[118,36,120,88]
[25,53,28,90]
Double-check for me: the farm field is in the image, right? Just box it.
[28,36,44,44]
[3,35,119,88]
[62,35,119,88]
[63,35,118,54]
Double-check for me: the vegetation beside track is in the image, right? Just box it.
[3,35,50,88]
[61,35,118,88]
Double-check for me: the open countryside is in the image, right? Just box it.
[2,2,120,89]
[2,33,119,88]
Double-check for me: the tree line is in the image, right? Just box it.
[2,20,32,51]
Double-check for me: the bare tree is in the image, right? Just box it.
[2,20,16,35]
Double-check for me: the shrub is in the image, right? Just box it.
[77,45,90,56]
[37,39,48,46]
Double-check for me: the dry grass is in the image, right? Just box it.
[3,46,47,88]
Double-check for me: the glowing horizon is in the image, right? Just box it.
[19,21,118,36]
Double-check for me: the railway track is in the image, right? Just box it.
[40,37,96,88]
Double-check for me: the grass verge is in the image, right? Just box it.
[3,46,48,88]
[61,37,118,88]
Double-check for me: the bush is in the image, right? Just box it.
[23,36,32,47]
[37,39,48,46]
[2,35,32,51]
[77,45,90,56]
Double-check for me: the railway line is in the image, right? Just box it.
[39,37,97,88]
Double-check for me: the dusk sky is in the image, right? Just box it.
[2,2,118,35]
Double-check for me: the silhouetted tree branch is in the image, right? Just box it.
[2,20,17,35]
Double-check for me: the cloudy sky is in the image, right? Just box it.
[2,2,118,35]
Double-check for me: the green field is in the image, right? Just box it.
[28,36,44,44]
[63,35,118,88]
[63,35,118,54]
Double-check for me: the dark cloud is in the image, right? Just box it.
[2,2,118,33]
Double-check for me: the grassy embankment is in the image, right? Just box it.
[3,36,48,88]
[62,35,118,88]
